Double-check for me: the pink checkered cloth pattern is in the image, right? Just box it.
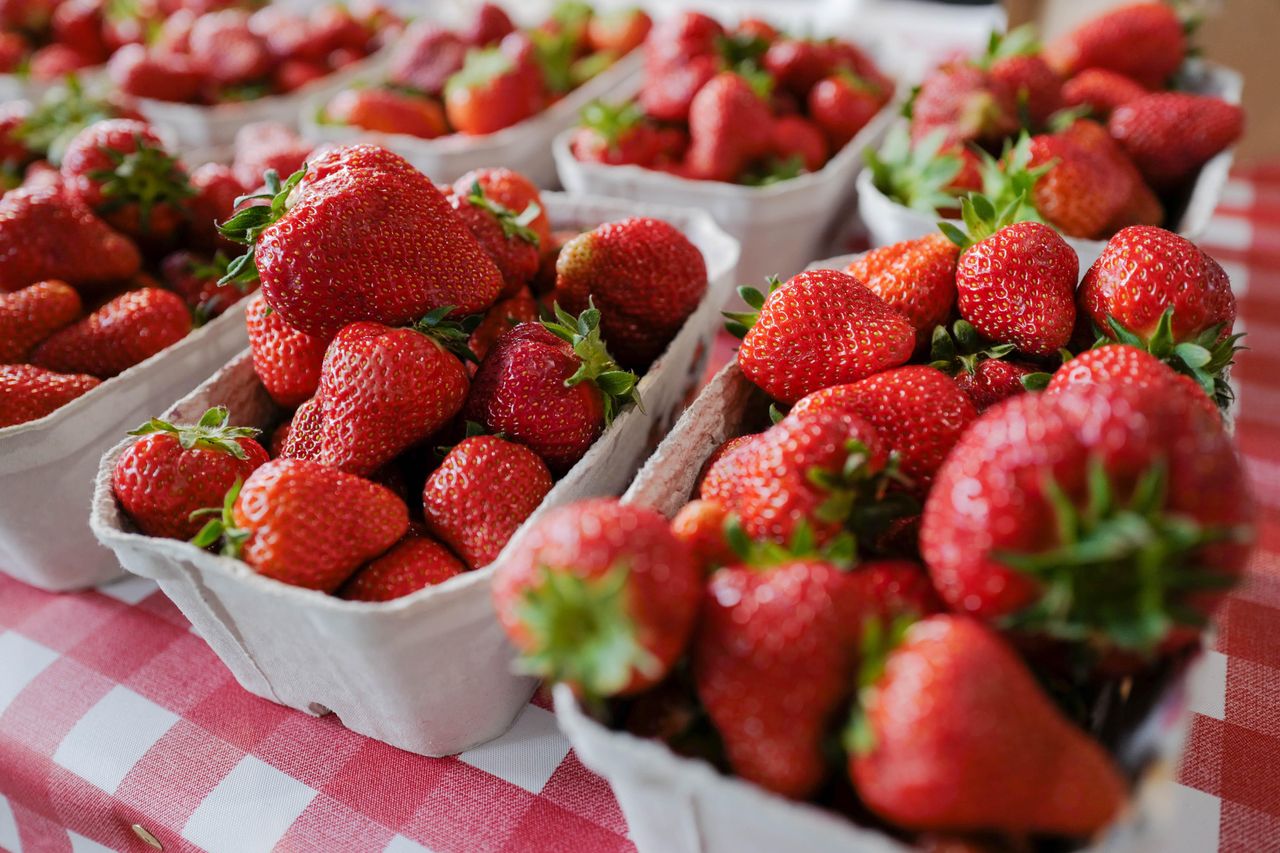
[2,171,1279,853]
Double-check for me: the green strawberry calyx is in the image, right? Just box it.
[542,301,640,425]
[217,166,307,289]
[929,319,1016,376]
[976,133,1052,220]
[723,275,782,339]
[412,304,484,364]
[938,190,1041,252]
[128,406,261,460]
[865,125,965,216]
[976,24,1041,68]
[514,562,660,698]
[466,181,541,247]
[445,47,517,96]
[724,514,858,571]
[844,614,918,756]
[1101,307,1243,410]
[87,132,196,234]
[15,75,120,163]
[579,99,645,152]
[996,456,1249,654]
[189,477,252,558]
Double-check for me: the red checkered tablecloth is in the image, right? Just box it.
[2,171,1280,853]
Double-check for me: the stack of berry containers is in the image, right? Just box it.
[89,192,739,756]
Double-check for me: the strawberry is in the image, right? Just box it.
[849,615,1126,835]
[31,288,191,378]
[734,18,778,44]
[1046,2,1186,90]
[0,100,29,171]
[1060,68,1146,119]
[1108,93,1244,191]
[1009,125,1135,240]
[570,100,660,167]
[339,534,465,602]
[670,499,734,572]
[695,559,861,798]
[453,167,551,247]
[952,356,1036,411]
[28,45,96,82]
[848,559,943,622]
[1059,118,1163,233]
[446,182,541,298]
[244,292,327,408]
[685,72,773,183]
[387,21,467,96]
[864,126,975,217]
[279,395,322,460]
[0,31,23,73]
[643,11,722,73]
[0,364,100,427]
[491,498,701,697]
[910,62,1017,150]
[444,47,545,136]
[807,72,881,150]
[762,38,829,99]
[325,88,447,139]
[231,122,311,191]
[422,434,553,570]
[159,251,239,322]
[189,9,272,86]
[942,196,1078,357]
[274,59,328,93]
[468,286,539,365]
[638,54,719,124]
[697,434,758,506]
[0,280,81,363]
[921,380,1252,652]
[586,8,650,55]
[191,458,409,593]
[791,366,978,494]
[0,185,141,293]
[462,2,514,47]
[219,145,503,339]
[843,234,958,343]
[305,315,471,477]
[113,406,269,540]
[979,27,1062,129]
[60,119,193,244]
[464,306,638,475]
[769,115,827,172]
[107,44,203,103]
[554,216,707,370]
[187,163,243,251]
[1045,343,1217,418]
[732,270,915,405]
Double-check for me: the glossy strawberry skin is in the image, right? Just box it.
[740,269,915,405]
[697,434,758,505]
[338,535,465,602]
[989,54,1062,127]
[188,163,244,251]
[0,280,81,363]
[953,358,1035,411]
[443,47,545,136]
[808,75,881,150]
[643,11,722,74]
[422,435,553,570]
[670,499,734,573]
[685,72,774,183]
[31,288,192,379]
[1060,68,1146,119]
[1045,2,1186,90]
[243,293,328,409]
[0,363,100,427]
[468,286,539,366]
[189,9,273,86]
[844,235,958,344]
[446,187,540,298]
[770,115,828,172]
[1108,93,1244,191]
[1029,127,1132,240]
[327,87,448,139]
[1045,343,1217,418]
[107,44,204,103]
[910,63,1017,149]
[453,168,550,247]
[639,53,719,124]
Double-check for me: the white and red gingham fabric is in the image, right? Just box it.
[2,170,1280,853]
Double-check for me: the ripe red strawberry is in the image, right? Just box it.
[1109,93,1244,191]
[462,2,514,47]
[762,38,828,99]
[463,307,638,475]
[848,559,943,622]
[453,167,551,247]
[843,234,958,343]
[990,54,1062,127]
[944,198,1078,356]
[638,54,720,124]
[769,115,828,172]
[113,406,269,540]
[306,316,470,477]
[107,44,203,103]
[808,72,882,150]
[444,47,545,136]
[244,293,327,409]
[492,498,701,696]
[685,72,773,183]
[1020,124,1134,239]
[733,270,915,405]
[1046,2,1186,90]
[695,559,860,798]
[0,31,23,73]
[326,88,448,139]
[339,534,465,602]
[187,163,243,251]
[189,9,272,86]
[792,366,977,494]
[953,357,1036,411]
[446,182,541,298]
[0,185,141,293]
[555,217,707,370]
[28,44,96,82]
[570,100,660,167]
[1060,68,1146,119]
[643,10,722,73]
[468,286,539,365]
[1045,343,1217,418]
[280,395,322,460]
[32,288,191,379]
[0,280,81,363]
[910,62,1017,149]
[850,615,1126,835]
[220,144,503,339]
[670,499,734,572]
[696,434,757,505]
[52,0,106,60]
[422,435,553,570]
[1058,118,1163,232]
[192,458,409,592]
[387,21,467,96]
[231,122,311,192]
[161,252,248,322]
[921,381,1252,651]
[275,59,328,93]
[586,7,651,55]
[0,364,100,427]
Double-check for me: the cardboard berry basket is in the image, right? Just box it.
[298,50,643,188]
[553,356,1222,853]
[552,75,899,288]
[857,61,1243,274]
[88,193,740,757]
[0,301,250,593]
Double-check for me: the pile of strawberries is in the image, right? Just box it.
[569,11,892,184]
[871,2,1244,241]
[110,144,710,603]
[320,1,647,140]
[490,209,1254,841]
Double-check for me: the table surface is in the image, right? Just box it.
[2,170,1280,853]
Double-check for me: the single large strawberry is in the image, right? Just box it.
[1108,93,1244,191]
[1045,343,1217,418]
[732,270,915,405]
[638,53,720,124]
[0,185,140,293]
[1060,68,1146,119]
[113,406,269,540]
[0,363,100,427]
[491,498,701,697]
[219,144,503,339]
[978,26,1062,129]
[843,235,958,344]
[187,163,245,252]
[386,21,467,96]
[920,381,1253,653]
[446,181,541,298]
[910,62,1017,149]
[1059,118,1163,233]
[244,293,328,409]
[769,115,828,172]
[338,534,465,602]
[1045,2,1186,90]
[685,71,774,183]
[188,10,273,87]
[849,615,1126,835]
[31,288,192,379]
[570,100,661,167]
[106,44,203,103]
[443,46,545,136]
[696,434,758,506]
[670,499,735,573]
[0,279,81,363]
[464,306,638,475]
[422,435,553,570]
[555,217,707,370]
[807,72,882,150]
[326,87,448,139]
[452,167,551,247]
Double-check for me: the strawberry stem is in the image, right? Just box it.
[189,478,251,558]
[542,301,640,425]
[412,304,483,364]
[127,406,260,459]
[87,131,195,234]
[217,166,307,288]
[466,181,541,247]
[1099,308,1243,410]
